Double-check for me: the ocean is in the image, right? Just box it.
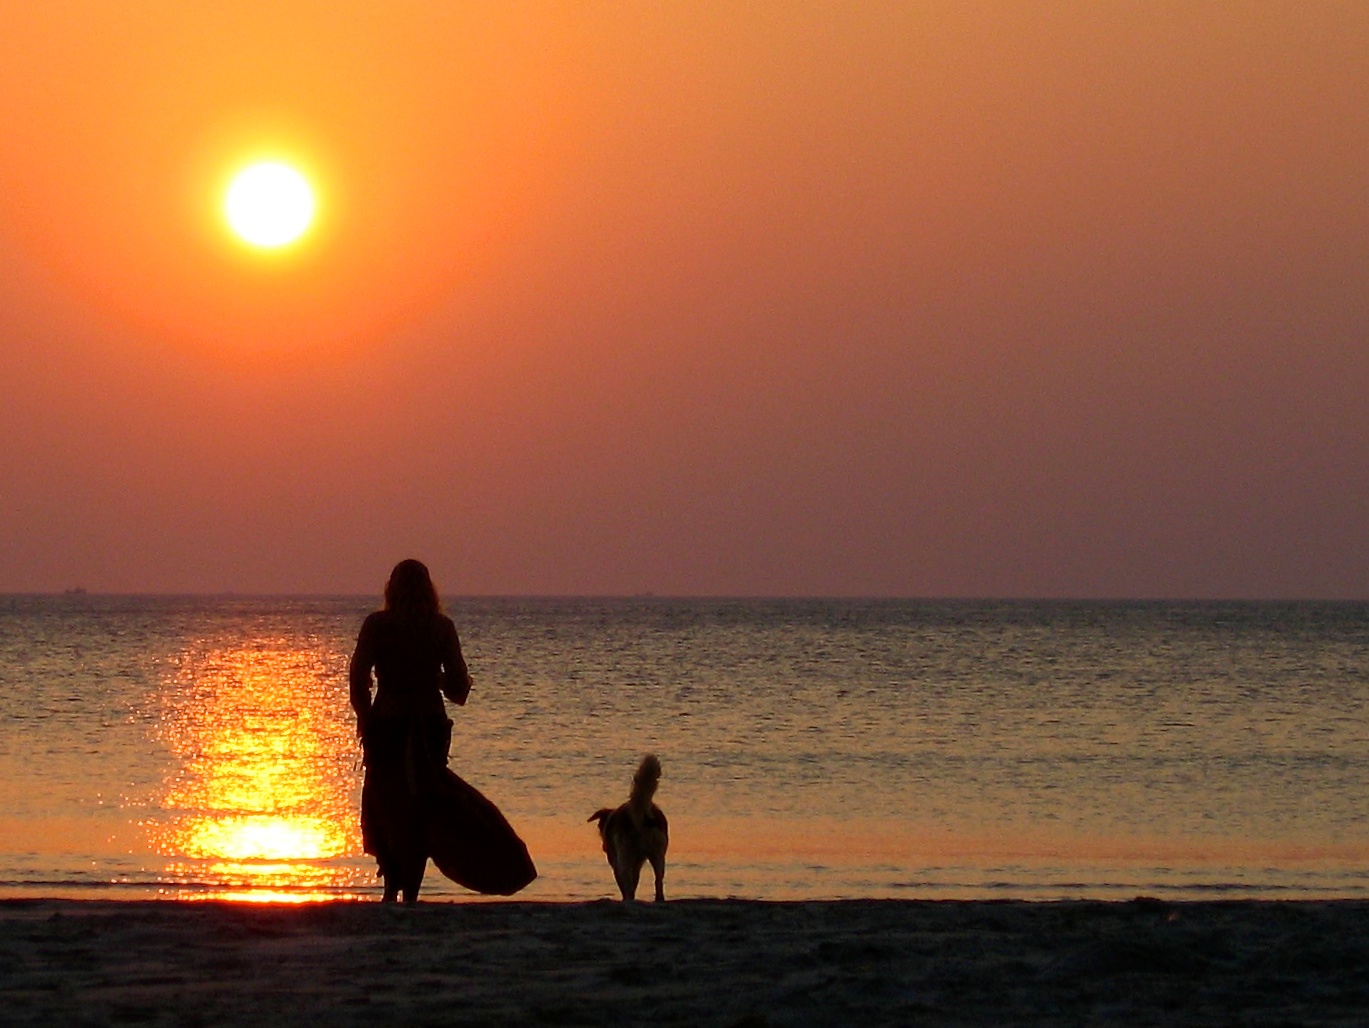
[1,595,1367,902]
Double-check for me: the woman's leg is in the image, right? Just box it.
[361,721,406,903]
[401,854,427,904]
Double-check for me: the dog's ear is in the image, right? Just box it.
[588,808,612,823]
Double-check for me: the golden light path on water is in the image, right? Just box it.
[149,642,366,902]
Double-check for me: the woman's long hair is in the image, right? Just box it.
[384,559,441,620]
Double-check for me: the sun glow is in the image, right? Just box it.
[224,161,316,248]
[151,643,365,901]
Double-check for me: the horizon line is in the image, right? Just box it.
[6,591,1369,604]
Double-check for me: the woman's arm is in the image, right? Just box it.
[348,615,378,731]
[439,617,472,706]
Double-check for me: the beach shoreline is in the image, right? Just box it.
[3,897,1367,1025]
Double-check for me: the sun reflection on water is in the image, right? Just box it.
[149,641,366,901]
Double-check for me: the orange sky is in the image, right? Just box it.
[1,2,1366,596]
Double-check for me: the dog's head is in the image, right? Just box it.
[587,808,613,833]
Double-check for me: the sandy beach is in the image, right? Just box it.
[2,898,1367,1026]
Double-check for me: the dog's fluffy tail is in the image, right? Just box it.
[629,754,661,822]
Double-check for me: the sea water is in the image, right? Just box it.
[1,595,1367,902]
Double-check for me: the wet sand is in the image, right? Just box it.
[2,898,1368,1025]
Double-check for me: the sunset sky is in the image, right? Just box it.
[1,2,1365,598]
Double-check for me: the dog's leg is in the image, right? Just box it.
[650,853,666,902]
[612,857,635,901]
[614,856,643,902]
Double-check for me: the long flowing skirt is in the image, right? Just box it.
[360,716,536,896]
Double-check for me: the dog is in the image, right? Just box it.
[588,754,669,901]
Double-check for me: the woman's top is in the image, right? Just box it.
[349,609,471,726]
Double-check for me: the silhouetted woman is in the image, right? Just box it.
[350,559,471,903]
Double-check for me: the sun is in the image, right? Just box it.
[224,161,316,248]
